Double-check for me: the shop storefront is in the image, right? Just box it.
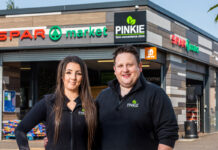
[0,0,218,139]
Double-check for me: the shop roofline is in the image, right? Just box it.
[0,0,147,16]
[0,0,217,41]
[147,1,218,42]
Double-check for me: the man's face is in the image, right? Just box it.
[114,52,142,89]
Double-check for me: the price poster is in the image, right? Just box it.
[3,90,16,112]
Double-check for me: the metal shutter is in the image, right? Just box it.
[2,48,115,62]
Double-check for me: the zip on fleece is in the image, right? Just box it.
[116,92,137,110]
[70,111,73,150]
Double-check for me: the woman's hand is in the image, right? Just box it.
[44,137,48,147]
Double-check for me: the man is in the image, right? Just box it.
[96,45,178,150]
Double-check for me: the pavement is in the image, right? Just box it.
[0,139,44,150]
[174,132,218,150]
[1,132,218,150]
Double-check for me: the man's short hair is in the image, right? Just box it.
[113,45,140,64]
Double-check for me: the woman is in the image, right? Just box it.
[15,56,97,150]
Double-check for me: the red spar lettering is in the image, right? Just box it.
[21,30,33,40]
[34,29,45,39]
[10,31,20,40]
[0,31,7,41]
[171,34,179,45]
[179,38,186,48]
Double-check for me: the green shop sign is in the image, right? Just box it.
[171,34,199,53]
[185,39,199,53]
[49,26,62,41]
[49,25,108,41]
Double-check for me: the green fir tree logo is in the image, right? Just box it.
[49,25,62,41]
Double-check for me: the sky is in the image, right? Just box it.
[150,0,218,38]
[0,0,217,38]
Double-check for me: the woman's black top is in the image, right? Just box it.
[15,94,88,150]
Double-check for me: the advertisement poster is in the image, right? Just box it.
[4,90,16,112]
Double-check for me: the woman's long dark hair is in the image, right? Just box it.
[53,56,97,150]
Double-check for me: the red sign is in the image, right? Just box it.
[0,29,45,41]
[171,34,186,48]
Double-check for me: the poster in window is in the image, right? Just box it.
[4,90,16,112]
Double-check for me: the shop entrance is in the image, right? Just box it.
[20,61,59,119]
[2,59,162,120]
[141,60,161,86]
[186,79,204,132]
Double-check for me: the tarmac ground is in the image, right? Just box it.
[1,132,218,150]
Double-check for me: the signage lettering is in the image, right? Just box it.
[0,30,45,41]
[0,31,7,41]
[114,11,146,43]
[10,31,20,40]
[89,27,95,37]
[21,30,33,40]
[115,25,144,35]
[34,29,45,39]
[0,26,108,42]
[66,26,107,39]
[171,34,199,53]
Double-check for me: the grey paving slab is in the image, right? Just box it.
[1,133,218,150]
[0,139,44,150]
[174,132,218,150]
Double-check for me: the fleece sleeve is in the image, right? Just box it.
[15,98,47,150]
[93,91,103,150]
[151,88,179,148]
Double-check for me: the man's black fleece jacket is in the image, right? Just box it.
[96,73,179,150]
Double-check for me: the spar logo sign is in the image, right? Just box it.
[114,11,146,43]
[0,25,108,42]
[49,26,62,41]
[49,25,108,41]
[170,34,199,53]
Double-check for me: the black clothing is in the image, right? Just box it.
[96,74,178,150]
[15,94,88,150]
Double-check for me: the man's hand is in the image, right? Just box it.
[44,137,48,147]
[158,144,173,150]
